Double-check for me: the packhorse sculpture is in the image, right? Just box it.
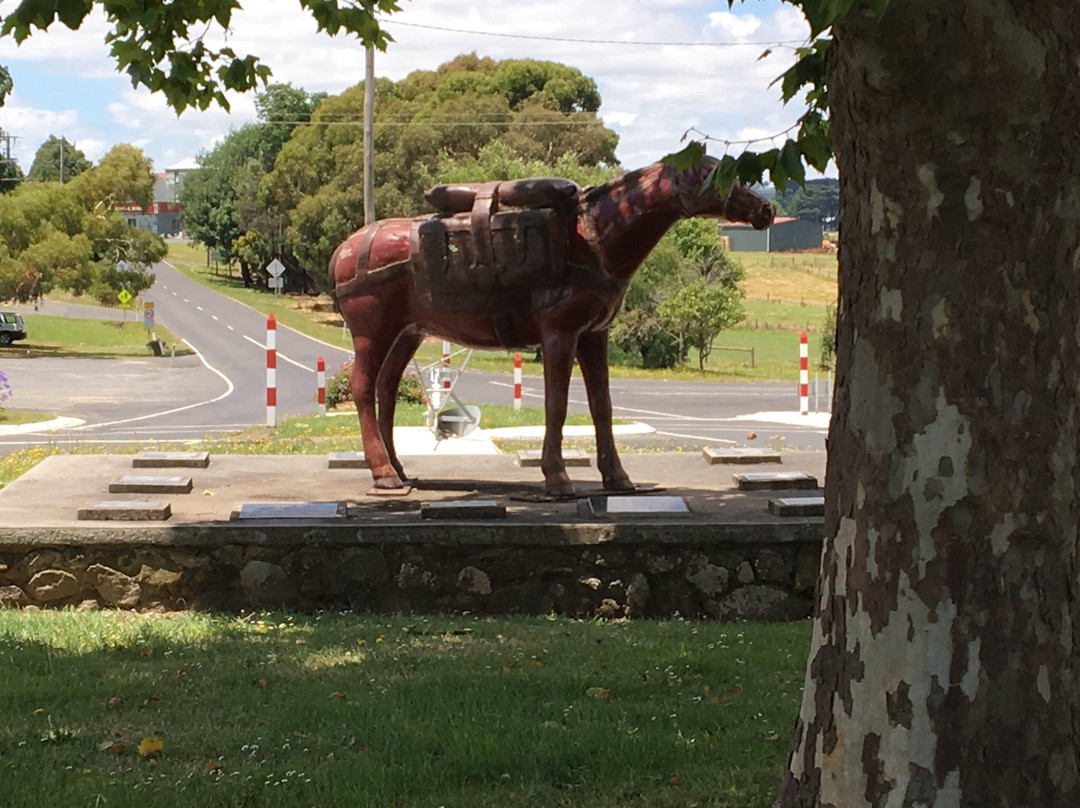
[329,156,775,495]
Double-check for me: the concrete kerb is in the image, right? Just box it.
[0,416,84,435]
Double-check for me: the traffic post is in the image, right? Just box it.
[513,352,522,410]
[799,331,809,415]
[317,355,326,415]
[266,313,277,427]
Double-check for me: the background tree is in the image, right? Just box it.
[774,178,839,225]
[0,144,164,303]
[179,83,323,286]
[27,135,91,183]
[657,280,744,370]
[0,127,23,192]
[73,143,154,209]
[611,219,745,369]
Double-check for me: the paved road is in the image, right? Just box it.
[0,264,829,451]
[0,262,352,447]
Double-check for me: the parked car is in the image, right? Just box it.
[0,311,27,345]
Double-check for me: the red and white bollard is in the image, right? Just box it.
[316,355,326,415]
[513,352,522,410]
[266,313,277,427]
[441,340,452,391]
[799,330,809,415]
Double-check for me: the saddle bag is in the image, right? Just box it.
[410,180,573,312]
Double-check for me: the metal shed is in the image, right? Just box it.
[720,216,824,252]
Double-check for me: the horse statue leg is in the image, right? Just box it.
[375,331,424,483]
[576,330,635,491]
[539,330,579,497]
[345,308,406,490]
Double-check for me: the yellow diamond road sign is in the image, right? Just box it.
[117,289,132,306]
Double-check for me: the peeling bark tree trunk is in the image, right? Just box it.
[776,2,1080,806]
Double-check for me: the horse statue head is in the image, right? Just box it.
[671,156,776,229]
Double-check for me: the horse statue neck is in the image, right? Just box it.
[580,162,697,282]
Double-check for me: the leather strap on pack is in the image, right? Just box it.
[469,181,499,270]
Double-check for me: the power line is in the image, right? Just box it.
[383,19,805,48]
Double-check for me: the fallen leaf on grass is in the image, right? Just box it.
[530,658,544,668]
[107,697,124,708]
[137,737,163,758]
[98,740,125,755]
[668,774,679,784]
[203,759,222,774]
[585,687,611,700]
[711,696,730,706]
[253,678,267,688]
[329,692,347,700]
[137,646,154,658]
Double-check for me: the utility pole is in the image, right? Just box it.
[363,45,375,225]
[59,138,64,183]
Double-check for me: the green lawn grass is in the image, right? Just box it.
[1,314,187,358]
[0,409,54,426]
[0,609,809,808]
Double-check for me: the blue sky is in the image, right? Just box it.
[0,0,811,175]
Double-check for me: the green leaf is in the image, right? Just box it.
[662,141,707,171]
[733,151,763,186]
[55,0,92,30]
[780,140,806,188]
[704,155,737,199]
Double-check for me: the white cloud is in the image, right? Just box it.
[1,0,814,173]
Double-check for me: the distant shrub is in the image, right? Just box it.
[323,360,427,409]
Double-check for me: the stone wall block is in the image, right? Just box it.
[626,573,651,617]
[27,551,65,575]
[686,556,731,599]
[754,551,790,585]
[395,562,439,592]
[736,561,756,584]
[0,585,30,608]
[793,545,822,593]
[86,564,142,608]
[240,560,295,607]
[26,569,81,603]
[716,585,812,621]
[457,566,492,595]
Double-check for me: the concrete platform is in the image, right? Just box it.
[0,452,827,534]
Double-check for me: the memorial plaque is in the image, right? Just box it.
[328,451,368,469]
[734,471,819,491]
[235,501,343,520]
[78,500,171,521]
[702,446,782,465]
[517,448,590,468]
[578,495,689,518]
[420,500,506,520]
[768,496,825,517]
[109,475,193,494]
[133,451,210,469]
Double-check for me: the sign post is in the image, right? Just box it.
[266,258,286,296]
[143,301,155,333]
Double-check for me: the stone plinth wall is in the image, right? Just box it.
[0,522,823,620]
